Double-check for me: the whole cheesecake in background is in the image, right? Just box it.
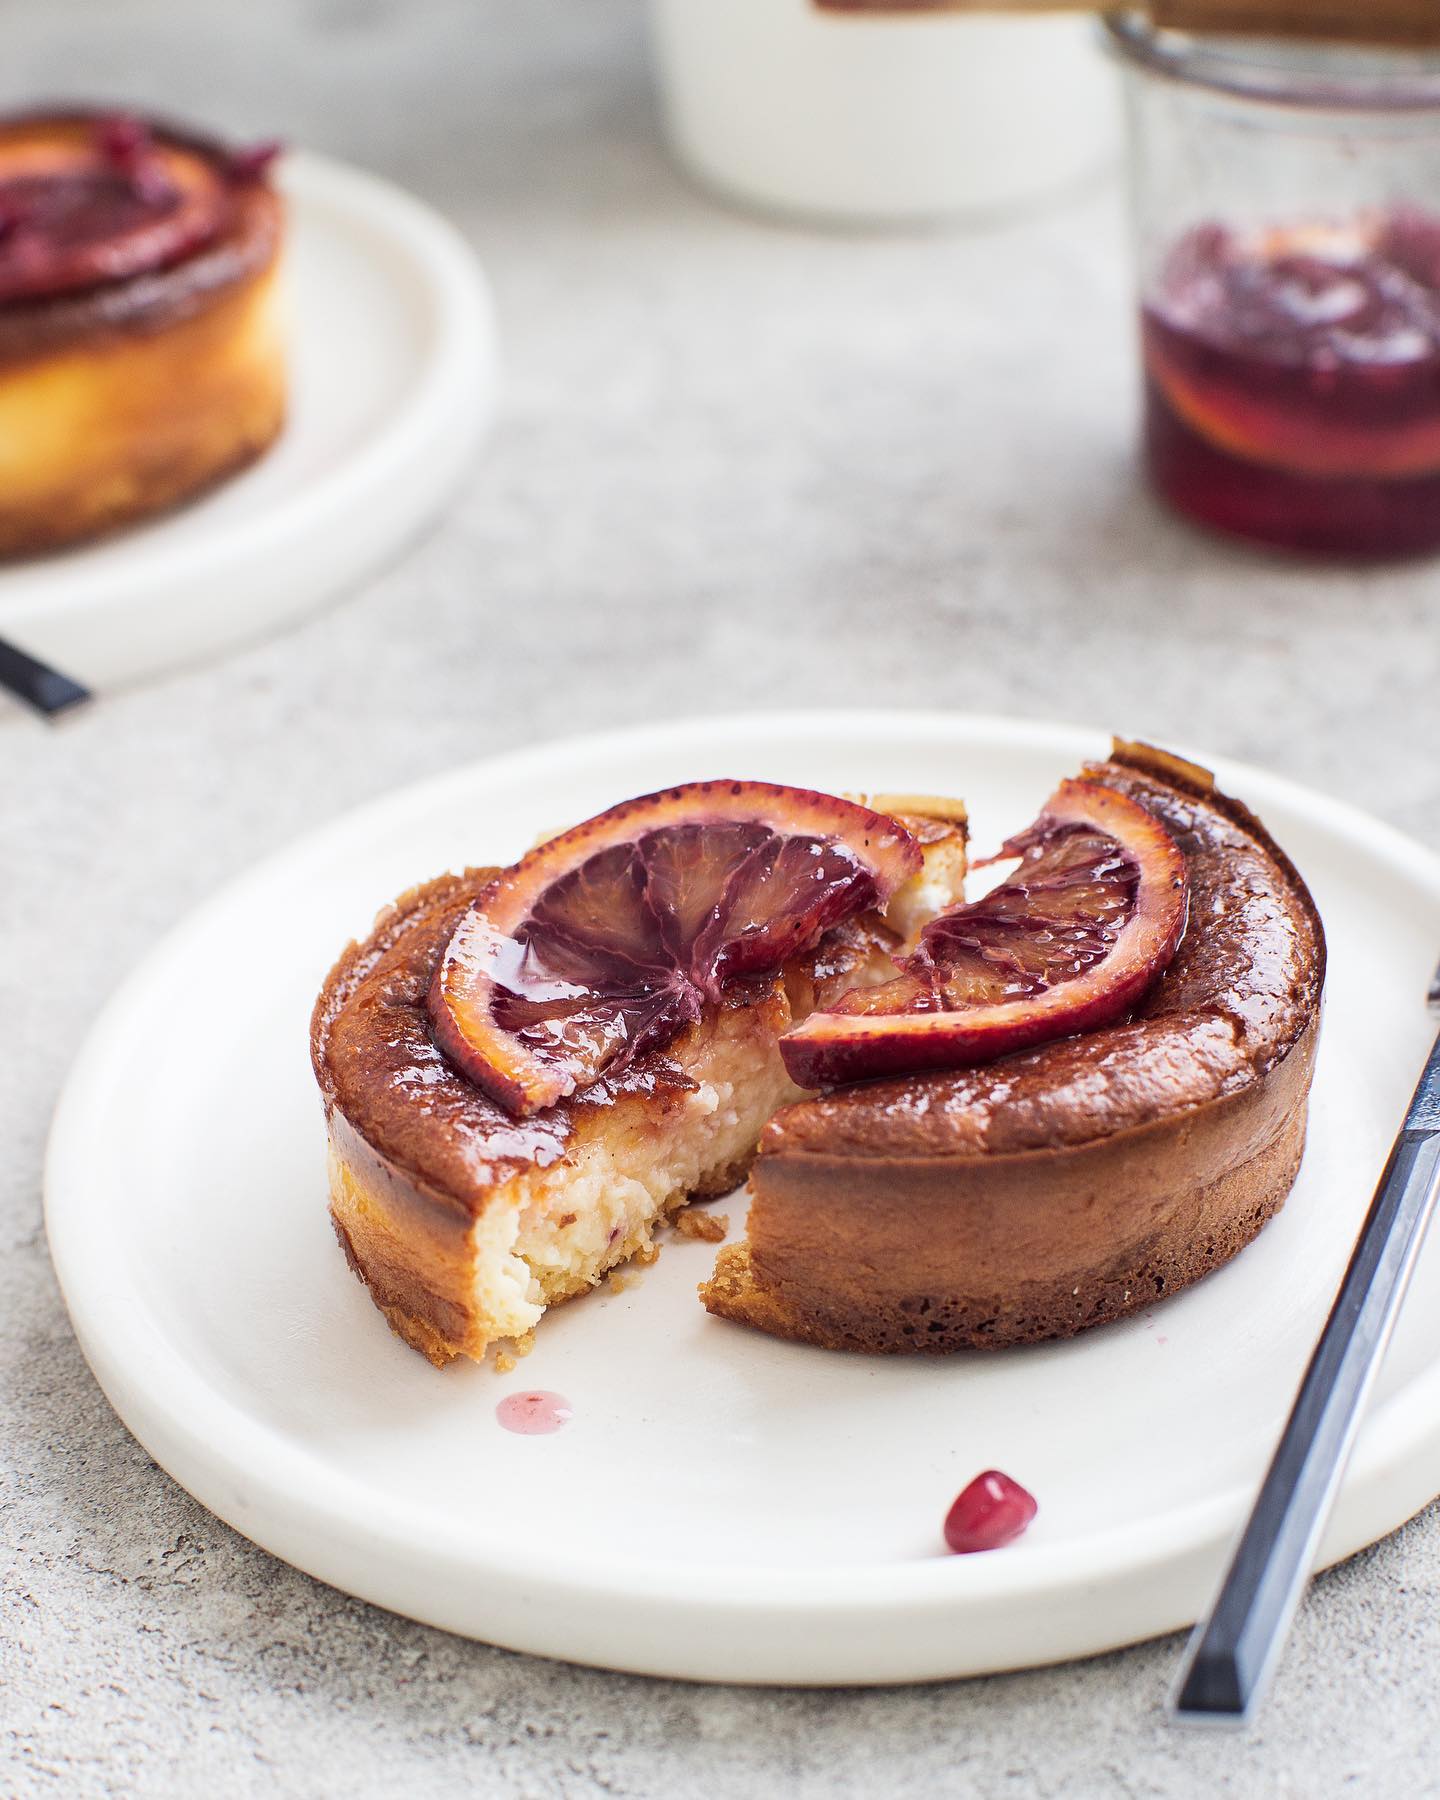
[0,108,286,556]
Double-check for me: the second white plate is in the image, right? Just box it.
[0,152,498,688]
[44,713,1440,1683]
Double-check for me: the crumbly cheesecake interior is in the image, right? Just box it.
[317,801,967,1365]
[476,999,809,1345]
[326,959,888,1364]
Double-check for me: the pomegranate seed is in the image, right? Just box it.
[943,1470,1037,1554]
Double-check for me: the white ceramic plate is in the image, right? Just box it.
[45,713,1440,1685]
[0,153,497,689]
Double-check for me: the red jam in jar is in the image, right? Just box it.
[1141,211,1440,558]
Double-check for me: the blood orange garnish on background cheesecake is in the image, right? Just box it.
[779,779,1188,1088]
[0,114,236,303]
[428,780,922,1117]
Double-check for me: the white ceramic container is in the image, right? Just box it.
[651,0,1120,225]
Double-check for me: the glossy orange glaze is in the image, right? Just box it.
[311,866,904,1218]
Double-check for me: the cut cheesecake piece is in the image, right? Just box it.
[702,742,1326,1353]
[310,801,968,1365]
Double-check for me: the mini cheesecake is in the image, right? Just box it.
[310,802,968,1366]
[0,109,285,556]
[702,743,1326,1352]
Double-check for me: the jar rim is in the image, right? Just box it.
[1103,11,1440,112]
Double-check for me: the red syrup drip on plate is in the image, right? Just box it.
[496,1390,573,1435]
[943,1470,1037,1554]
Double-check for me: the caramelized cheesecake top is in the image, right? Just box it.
[763,748,1325,1163]
[311,868,904,1210]
[316,752,1321,1208]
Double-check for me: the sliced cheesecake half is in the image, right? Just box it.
[703,743,1325,1353]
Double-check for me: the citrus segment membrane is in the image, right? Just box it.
[779,779,1189,1087]
[429,781,922,1116]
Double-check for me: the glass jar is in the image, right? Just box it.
[1106,16,1440,559]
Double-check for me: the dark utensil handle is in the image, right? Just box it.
[1173,1027,1440,1721]
[0,637,91,718]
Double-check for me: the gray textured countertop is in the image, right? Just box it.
[5,3,1440,1794]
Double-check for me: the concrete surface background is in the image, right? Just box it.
[4,3,1440,1794]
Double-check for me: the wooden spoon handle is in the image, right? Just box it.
[814,0,1440,46]
[1152,0,1440,43]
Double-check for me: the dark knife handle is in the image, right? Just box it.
[0,637,91,719]
[1173,1026,1440,1721]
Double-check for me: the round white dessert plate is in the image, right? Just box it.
[0,152,497,689]
[45,713,1440,1685]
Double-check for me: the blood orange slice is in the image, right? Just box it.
[0,120,231,304]
[779,779,1188,1088]
[429,781,922,1116]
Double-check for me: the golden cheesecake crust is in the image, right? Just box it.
[702,745,1326,1350]
[0,112,285,556]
